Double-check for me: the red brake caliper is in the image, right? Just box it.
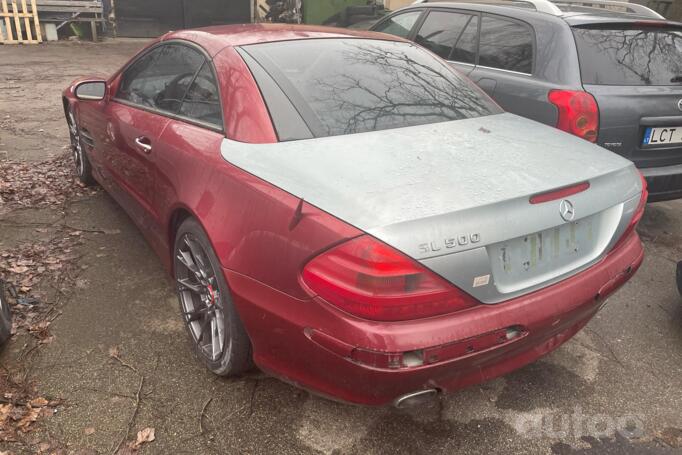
[205,284,216,306]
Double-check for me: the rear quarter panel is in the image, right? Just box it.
[155,125,361,299]
[470,15,582,127]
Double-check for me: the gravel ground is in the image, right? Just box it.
[0,40,681,455]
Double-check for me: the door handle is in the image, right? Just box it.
[135,136,152,154]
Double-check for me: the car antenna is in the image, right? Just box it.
[288,198,305,231]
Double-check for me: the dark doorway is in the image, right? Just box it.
[114,0,251,38]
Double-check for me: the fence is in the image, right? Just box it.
[0,0,42,44]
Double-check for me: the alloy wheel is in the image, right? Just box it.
[175,234,227,362]
[68,111,85,177]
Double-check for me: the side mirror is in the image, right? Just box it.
[75,80,106,101]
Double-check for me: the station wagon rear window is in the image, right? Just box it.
[573,25,682,86]
[241,39,501,139]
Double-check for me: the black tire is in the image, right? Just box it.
[0,281,12,348]
[67,106,96,186]
[676,261,682,297]
[174,218,252,376]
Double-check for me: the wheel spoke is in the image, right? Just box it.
[196,314,213,344]
[68,114,77,132]
[183,306,210,317]
[177,277,203,294]
[183,306,210,322]
[211,318,219,360]
[177,250,201,278]
[187,313,202,323]
[184,236,212,279]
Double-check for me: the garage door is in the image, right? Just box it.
[115,0,251,38]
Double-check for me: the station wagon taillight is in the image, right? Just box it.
[548,90,599,143]
[302,235,479,321]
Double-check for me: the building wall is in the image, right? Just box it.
[384,0,414,11]
[114,0,251,38]
[667,0,681,20]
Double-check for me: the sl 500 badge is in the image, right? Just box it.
[419,233,481,254]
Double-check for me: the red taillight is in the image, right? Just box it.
[301,235,479,321]
[548,90,599,143]
[612,172,648,251]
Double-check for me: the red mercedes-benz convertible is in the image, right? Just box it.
[63,24,644,407]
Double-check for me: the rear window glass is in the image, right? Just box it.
[573,26,682,86]
[241,39,501,139]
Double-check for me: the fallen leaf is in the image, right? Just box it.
[39,335,55,345]
[108,346,120,358]
[17,406,40,431]
[0,404,12,422]
[656,428,682,448]
[134,427,155,447]
[29,397,48,408]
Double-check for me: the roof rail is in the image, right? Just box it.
[413,0,665,19]
[413,0,563,15]
[549,0,665,19]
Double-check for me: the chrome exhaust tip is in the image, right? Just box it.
[393,389,439,409]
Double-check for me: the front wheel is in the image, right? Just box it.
[67,106,96,186]
[174,218,252,376]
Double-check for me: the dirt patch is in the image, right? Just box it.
[0,148,103,451]
[0,151,98,214]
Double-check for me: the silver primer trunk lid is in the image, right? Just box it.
[221,113,642,302]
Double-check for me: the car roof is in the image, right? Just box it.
[403,2,557,20]
[397,2,680,27]
[162,23,406,56]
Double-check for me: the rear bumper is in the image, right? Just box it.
[641,163,682,202]
[225,232,644,406]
